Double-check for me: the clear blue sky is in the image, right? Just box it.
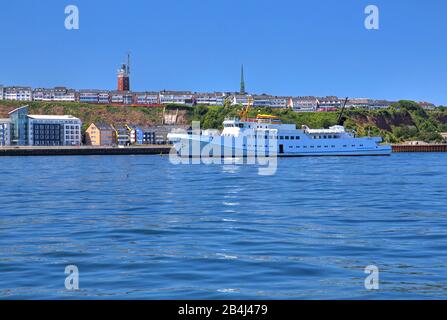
[0,0,446,105]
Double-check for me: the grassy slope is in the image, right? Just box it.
[0,101,170,131]
[193,101,447,143]
[1,100,446,142]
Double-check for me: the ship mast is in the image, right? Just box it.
[337,97,349,125]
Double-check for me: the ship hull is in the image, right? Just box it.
[168,134,392,157]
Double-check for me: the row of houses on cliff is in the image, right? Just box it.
[1,85,425,111]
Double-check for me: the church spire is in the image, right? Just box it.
[240,64,246,94]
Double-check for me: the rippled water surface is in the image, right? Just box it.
[0,153,446,299]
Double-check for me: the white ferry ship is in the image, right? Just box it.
[168,99,392,157]
[168,114,391,157]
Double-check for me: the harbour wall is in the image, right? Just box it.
[0,146,172,157]
[1,144,446,157]
[392,144,447,153]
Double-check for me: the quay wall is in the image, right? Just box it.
[1,144,446,157]
[0,146,172,157]
[392,144,447,153]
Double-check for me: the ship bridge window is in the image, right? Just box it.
[291,136,295,140]
[280,136,284,139]
[285,136,289,140]
[239,124,244,128]
[296,136,300,140]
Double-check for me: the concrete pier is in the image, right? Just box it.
[0,146,172,157]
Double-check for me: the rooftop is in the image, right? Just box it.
[27,115,80,120]
[93,122,114,130]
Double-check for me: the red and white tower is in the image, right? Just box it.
[117,53,131,91]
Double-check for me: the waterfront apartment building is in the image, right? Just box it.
[140,127,156,145]
[0,119,11,146]
[28,115,82,146]
[9,106,29,146]
[153,125,189,144]
[0,85,3,100]
[85,123,116,146]
[159,91,194,105]
[113,125,131,146]
[3,87,32,101]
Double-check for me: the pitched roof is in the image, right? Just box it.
[93,122,114,131]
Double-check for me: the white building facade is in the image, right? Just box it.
[252,95,291,108]
[195,92,226,106]
[0,119,11,146]
[3,87,32,101]
[110,91,133,104]
[27,115,82,146]
[159,91,194,105]
[317,96,342,110]
[134,92,160,105]
[292,96,319,112]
